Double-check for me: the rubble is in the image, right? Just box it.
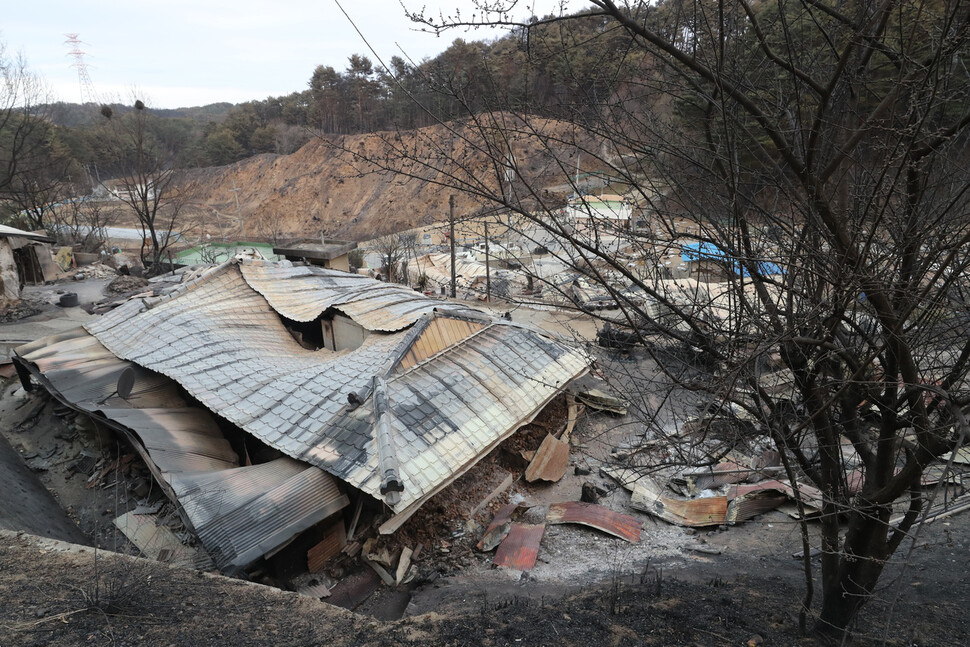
[105,274,150,295]
[12,258,590,588]
[10,253,967,620]
[576,388,629,415]
[112,511,210,568]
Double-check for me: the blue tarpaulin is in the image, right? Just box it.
[681,242,784,276]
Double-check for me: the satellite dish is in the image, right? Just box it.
[116,367,135,400]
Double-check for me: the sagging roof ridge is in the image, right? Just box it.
[237,259,485,331]
[142,260,238,311]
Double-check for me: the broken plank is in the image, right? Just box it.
[560,395,581,443]
[308,520,347,573]
[363,556,396,586]
[396,546,413,585]
[346,497,363,541]
[469,471,513,518]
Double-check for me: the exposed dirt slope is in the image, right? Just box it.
[178,117,589,242]
[3,525,969,647]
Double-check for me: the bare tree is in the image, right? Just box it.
[251,207,288,246]
[372,233,404,282]
[51,199,113,253]
[0,42,79,231]
[344,0,970,639]
[100,100,186,275]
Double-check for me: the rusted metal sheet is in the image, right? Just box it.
[631,479,728,527]
[606,462,822,526]
[328,567,382,610]
[726,488,788,522]
[546,502,642,543]
[524,433,570,483]
[729,479,824,511]
[477,502,524,551]
[493,522,545,570]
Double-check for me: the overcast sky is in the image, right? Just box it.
[4,0,566,109]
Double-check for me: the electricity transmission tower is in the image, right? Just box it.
[64,33,97,104]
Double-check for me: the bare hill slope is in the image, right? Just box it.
[178,117,589,241]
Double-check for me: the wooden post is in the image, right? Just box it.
[449,195,457,298]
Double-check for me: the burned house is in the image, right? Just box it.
[0,224,57,306]
[13,259,587,573]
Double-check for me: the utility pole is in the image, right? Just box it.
[230,180,242,217]
[229,180,243,244]
[449,195,456,298]
[484,219,491,302]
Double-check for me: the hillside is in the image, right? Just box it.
[177,116,592,241]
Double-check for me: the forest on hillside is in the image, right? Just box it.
[35,6,651,173]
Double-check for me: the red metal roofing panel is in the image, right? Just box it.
[546,502,641,543]
[493,522,545,570]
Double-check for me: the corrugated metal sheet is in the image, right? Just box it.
[682,460,757,495]
[99,408,239,473]
[493,522,545,570]
[629,478,729,527]
[546,502,642,542]
[727,490,787,522]
[167,457,350,572]
[524,434,570,482]
[19,330,185,410]
[80,260,587,527]
[240,260,477,331]
[15,328,349,572]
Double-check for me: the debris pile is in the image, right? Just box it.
[105,274,150,295]
[11,258,589,599]
[483,501,642,571]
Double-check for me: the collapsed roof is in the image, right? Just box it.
[14,259,587,571]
